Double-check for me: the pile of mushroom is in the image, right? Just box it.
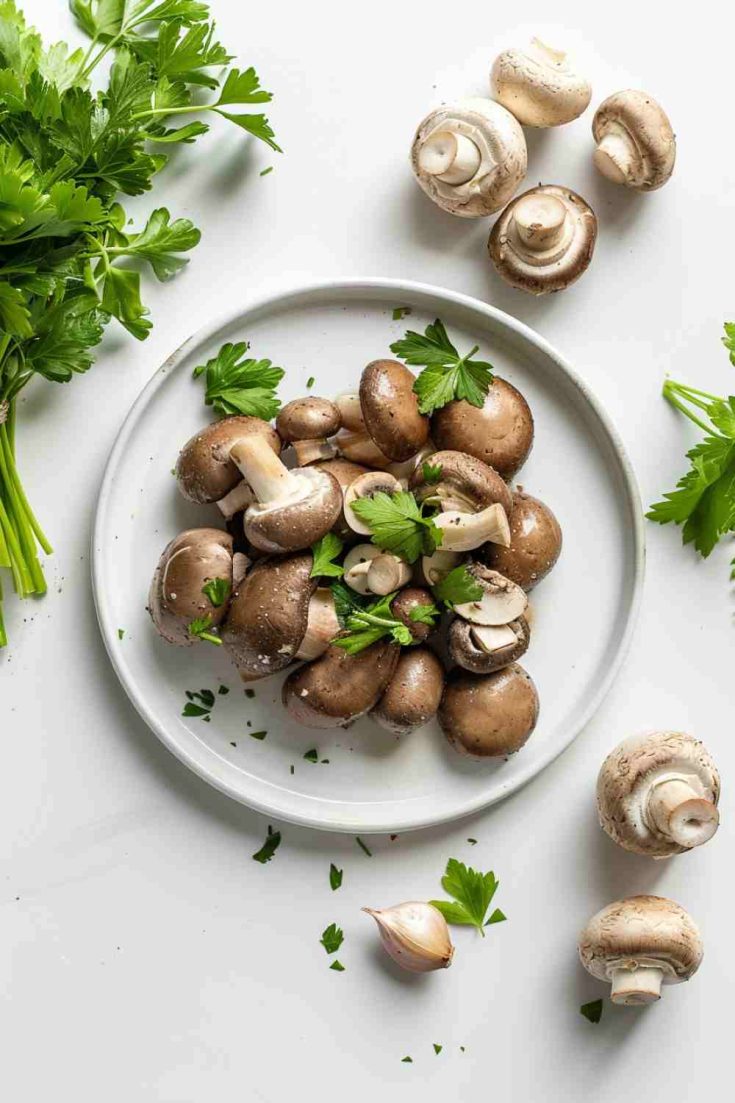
[410,39,676,294]
[150,358,562,758]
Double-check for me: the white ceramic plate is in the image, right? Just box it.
[92,278,644,833]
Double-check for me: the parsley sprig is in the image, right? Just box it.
[390,319,495,415]
[430,858,506,936]
[193,341,284,419]
[310,533,344,578]
[431,565,483,610]
[331,583,438,654]
[187,614,222,645]
[350,490,440,564]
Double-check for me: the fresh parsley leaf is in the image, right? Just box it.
[355,836,372,857]
[182,702,210,718]
[429,858,503,937]
[193,341,284,420]
[310,533,344,578]
[580,999,603,1024]
[408,602,440,626]
[421,461,442,485]
[107,207,200,280]
[187,615,222,645]
[390,319,495,415]
[330,579,368,626]
[201,577,230,607]
[252,824,281,863]
[303,748,318,763]
[724,323,735,366]
[351,490,440,564]
[320,923,344,954]
[329,959,345,972]
[432,565,483,610]
[329,863,343,891]
[332,591,413,654]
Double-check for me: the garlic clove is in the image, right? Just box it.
[363,901,454,973]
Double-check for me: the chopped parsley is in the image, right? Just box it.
[329,863,343,891]
[193,341,284,420]
[320,923,344,955]
[252,825,281,863]
[201,578,231,607]
[310,533,344,578]
[303,748,319,763]
[580,999,604,1024]
[356,836,372,857]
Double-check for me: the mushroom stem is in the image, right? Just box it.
[216,480,255,519]
[418,130,481,186]
[367,554,412,596]
[513,192,568,250]
[296,588,340,661]
[610,966,664,1006]
[291,439,337,465]
[435,503,511,552]
[646,778,720,849]
[230,435,304,503]
[334,393,365,432]
[593,130,637,186]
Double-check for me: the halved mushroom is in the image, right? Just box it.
[434,505,510,551]
[230,435,342,553]
[597,731,721,858]
[371,647,445,734]
[449,615,530,674]
[578,896,703,1005]
[488,185,597,295]
[490,39,592,127]
[359,360,429,462]
[343,544,412,596]
[391,586,437,645]
[454,563,528,626]
[411,99,527,217]
[276,397,341,442]
[312,457,370,539]
[481,489,562,590]
[176,416,281,510]
[149,528,234,646]
[430,380,534,479]
[592,91,676,192]
[344,470,402,535]
[418,548,462,587]
[282,641,400,728]
[409,449,512,516]
[439,663,539,757]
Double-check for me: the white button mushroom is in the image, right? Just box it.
[578,896,703,1005]
[490,39,592,128]
[597,731,720,857]
[592,90,676,191]
[410,99,527,218]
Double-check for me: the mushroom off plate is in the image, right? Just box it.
[92,279,644,833]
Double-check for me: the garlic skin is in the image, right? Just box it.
[363,902,454,973]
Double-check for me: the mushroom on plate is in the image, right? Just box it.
[410,98,527,217]
[592,91,676,191]
[439,663,539,757]
[229,435,342,553]
[430,381,534,478]
[481,489,562,590]
[276,397,341,442]
[359,360,429,462]
[409,450,512,551]
[149,528,235,645]
[282,641,400,728]
[391,586,437,645]
[578,895,703,1005]
[597,731,721,857]
[371,647,445,734]
[176,415,281,519]
[343,543,412,596]
[449,615,530,674]
[312,457,370,539]
[488,185,597,295]
[490,39,592,127]
[343,470,402,535]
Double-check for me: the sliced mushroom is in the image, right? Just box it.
[149,528,234,646]
[490,39,592,127]
[335,427,393,469]
[391,586,437,645]
[276,397,341,442]
[578,896,703,1005]
[454,563,528,624]
[359,360,429,462]
[344,470,402,535]
[290,439,338,466]
[481,489,562,590]
[411,98,527,217]
[488,185,597,295]
[409,449,512,516]
[343,544,412,596]
[434,504,510,551]
[282,641,400,728]
[439,663,539,757]
[430,380,534,479]
[230,435,342,553]
[343,543,383,594]
[449,615,530,673]
[418,548,462,587]
[312,457,370,539]
[597,731,721,858]
[592,91,676,191]
[176,416,280,506]
[371,648,445,734]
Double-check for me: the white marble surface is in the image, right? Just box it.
[2,2,732,1099]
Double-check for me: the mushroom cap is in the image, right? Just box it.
[149,528,233,645]
[282,641,400,728]
[391,586,436,644]
[578,896,703,985]
[488,185,597,296]
[221,553,315,676]
[409,449,512,516]
[596,731,721,858]
[439,663,539,757]
[371,647,445,734]
[411,98,527,218]
[276,397,341,443]
[448,615,530,673]
[430,380,534,478]
[490,39,592,127]
[313,457,371,539]
[244,467,343,553]
[359,360,429,462]
[481,489,562,590]
[176,416,281,504]
[344,470,402,535]
[592,90,676,191]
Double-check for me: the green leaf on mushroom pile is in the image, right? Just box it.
[332,591,413,654]
[192,341,284,419]
[430,858,506,936]
[187,614,222,645]
[431,565,483,610]
[408,602,441,626]
[350,490,440,564]
[421,461,443,485]
[201,577,230,606]
[390,319,495,415]
[310,533,344,578]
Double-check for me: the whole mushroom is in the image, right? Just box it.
[276,397,341,442]
[282,641,400,728]
[439,663,539,757]
[430,381,534,478]
[391,586,437,645]
[411,98,527,218]
[481,489,562,590]
[592,91,676,191]
[578,895,703,1005]
[597,731,721,858]
[490,39,592,127]
[371,647,445,734]
[149,528,234,645]
[176,416,281,518]
[488,185,597,295]
[359,360,429,462]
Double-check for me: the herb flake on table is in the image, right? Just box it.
[329,959,345,972]
[310,533,344,578]
[350,490,440,563]
[193,341,284,419]
[117,628,125,640]
[218,684,229,695]
[260,166,273,176]
[430,858,505,936]
[252,825,281,864]
[320,923,344,954]
[306,376,315,388]
[391,319,495,415]
[433,1044,442,1055]
[580,999,604,1024]
[303,748,319,763]
[355,836,372,857]
[401,1056,413,1064]
[249,730,267,740]
[329,863,343,891]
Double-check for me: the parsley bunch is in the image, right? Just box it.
[330,580,438,655]
[350,489,440,564]
[0,0,279,645]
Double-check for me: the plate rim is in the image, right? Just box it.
[91,276,645,833]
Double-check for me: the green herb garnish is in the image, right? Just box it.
[193,341,284,419]
[202,577,230,607]
[329,863,343,891]
[252,825,281,863]
[249,730,267,740]
[391,319,494,415]
[430,858,505,936]
[218,684,229,695]
[433,1044,442,1055]
[310,533,344,578]
[392,306,412,320]
[351,490,440,564]
[467,838,477,845]
[117,628,125,640]
[187,614,222,645]
[320,923,344,954]
[182,702,210,718]
[580,999,604,1024]
[408,602,440,626]
[244,688,255,699]
[332,591,413,654]
[421,461,443,485]
[330,959,345,972]
[356,836,372,857]
[432,565,483,610]
[306,375,315,388]
[260,166,273,176]
[401,1056,413,1064]
[303,748,318,763]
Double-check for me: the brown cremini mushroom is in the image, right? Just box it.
[453,563,528,625]
[359,360,429,462]
[371,647,445,734]
[430,381,533,478]
[343,470,402,535]
[596,731,721,858]
[409,449,512,516]
[592,91,676,192]
[312,457,370,539]
[481,489,562,590]
[149,528,234,646]
[334,427,393,469]
[176,416,280,508]
[578,896,703,1005]
[276,397,341,442]
[391,586,436,645]
[439,664,539,757]
[448,615,530,674]
[282,642,400,728]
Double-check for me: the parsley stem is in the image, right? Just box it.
[199,632,223,646]
[0,421,52,555]
[662,385,716,436]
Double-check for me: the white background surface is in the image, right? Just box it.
[2,2,732,1099]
